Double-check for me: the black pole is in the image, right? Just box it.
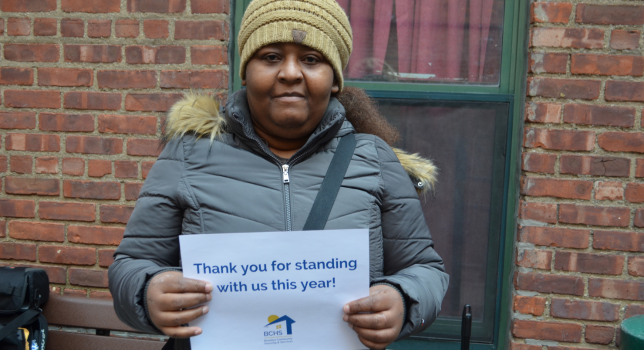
[461,305,472,350]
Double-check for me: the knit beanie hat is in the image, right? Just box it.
[238,0,353,90]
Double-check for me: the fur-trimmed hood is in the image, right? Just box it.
[165,93,437,194]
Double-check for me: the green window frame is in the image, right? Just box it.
[227,1,529,349]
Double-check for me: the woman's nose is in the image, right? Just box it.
[278,56,304,83]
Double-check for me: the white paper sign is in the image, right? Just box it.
[179,229,370,350]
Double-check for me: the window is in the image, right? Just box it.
[230,1,528,348]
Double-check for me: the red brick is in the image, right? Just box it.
[4,44,60,62]
[628,256,644,277]
[88,19,111,38]
[517,249,551,270]
[521,177,592,200]
[68,225,124,245]
[626,304,644,319]
[0,243,36,261]
[0,67,34,86]
[98,249,116,267]
[160,70,227,89]
[39,202,96,222]
[6,133,60,152]
[191,45,227,65]
[513,295,546,316]
[525,102,561,123]
[512,320,582,342]
[6,177,59,196]
[142,161,154,178]
[69,268,108,287]
[67,136,123,155]
[9,221,64,242]
[0,111,36,129]
[64,92,121,111]
[61,18,84,38]
[39,246,96,265]
[0,221,5,238]
[599,132,644,153]
[551,298,619,321]
[13,264,66,284]
[62,158,85,176]
[39,68,93,88]
[10,155,32,174]
[524,128,594,151]
[519,201,557,224]
[595,181,624,201]
[585,325,614,345]
[560,155,630,177]
[594,230,644,252]
[64,45,122,63]
[88,159,112,177]
[529,53,567,74]
[0,155,6,173]
[192,0,228,13]
[62,288,86,296]
[4,90,60,109]
[34,18,57,36]
[1,0,57,12]
[97,70,157,89]
[116,19,139,38]
[63,180,120,200]
[611,30,640,50]
[559,204,629,227]
[589,278,644,301]
[114,161,138,179]
[99,115,156,135]
[39,113,94,132]
[0,199,35,218]
[62,0,121,13]
[7,18,31,36]
[125,93,183,112]
[125,183,144,200]
[531,2,572,23]
[127,0,186,13]
[521,153,555,174]
[605,81,644,102]
[531,28,604,49]
[509,344,541,350]
[576,4,644,25]
[519,226,589,249]
[90,291,112,299]
[572,54,644,76]
[175,21,227,40]
[143,20,169,39]
[127,138,162,156]
[36,157,59,174]
[528,77,600,100]
[564,104,635,127]
[100,205,134,224]
[626,183,644,203]
[555,252,624,275]
[515,272,584,296]
[125,46,186,64]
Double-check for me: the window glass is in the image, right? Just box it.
[338,0,505,85]
[379,98,510,342]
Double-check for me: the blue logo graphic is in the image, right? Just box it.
[264,315,296,335]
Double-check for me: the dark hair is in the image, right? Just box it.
[335,87,400,146]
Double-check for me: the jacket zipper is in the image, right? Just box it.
[282,164,292,231]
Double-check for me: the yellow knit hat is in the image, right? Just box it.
[238,0,353,90]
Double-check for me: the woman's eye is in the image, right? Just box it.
[303,56,320,64]
[264,54,280,61]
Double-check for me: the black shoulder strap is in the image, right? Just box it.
[303,133,356,231]
[0,308,40,341]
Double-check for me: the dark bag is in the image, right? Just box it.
[0,267,50,350]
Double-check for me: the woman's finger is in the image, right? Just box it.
[343,293,389,314]
[160,326,203,339]
[356,334,389,350]
[158,292,212,311]
[352,324,398,344]
[344,312,390,329]
[161,276,213,294]
[156,306,209,327]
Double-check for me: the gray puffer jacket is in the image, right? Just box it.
[108,90,449,343]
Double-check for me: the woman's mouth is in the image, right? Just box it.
[274,92,305,102]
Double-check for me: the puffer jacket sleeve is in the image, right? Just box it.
[371,137,449,339]
[108,138,188,334]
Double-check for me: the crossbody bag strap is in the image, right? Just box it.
[303,133,356,231]
[0,308,40,341]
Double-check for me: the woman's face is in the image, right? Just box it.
[242,43,339,144]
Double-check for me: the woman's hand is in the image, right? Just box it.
[146,271,213,338]
[343,284,405,350]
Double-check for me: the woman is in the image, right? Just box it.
[108,1,448,349]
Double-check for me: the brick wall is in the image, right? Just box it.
[514,1,644,349]
[0,0,229,298]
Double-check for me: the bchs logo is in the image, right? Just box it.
[263,315,295,345]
